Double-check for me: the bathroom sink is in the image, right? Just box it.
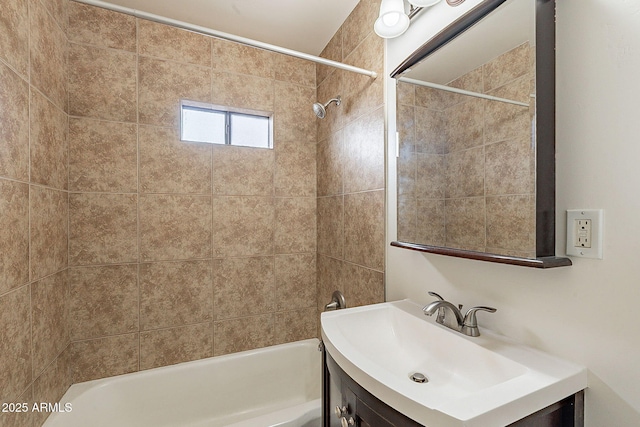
[321,300,587,427]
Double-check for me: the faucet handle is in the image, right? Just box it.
[427,292,446,324]
[463,306,497,326]
[428,291,444,300]
[461,306,496,337]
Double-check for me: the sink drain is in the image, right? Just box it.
[410,372,428,383]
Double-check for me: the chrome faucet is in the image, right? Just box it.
[422,292,496,337]
[324,290,346,311]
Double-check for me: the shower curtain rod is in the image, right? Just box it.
[397,77,530,107]
[73,0,378,79]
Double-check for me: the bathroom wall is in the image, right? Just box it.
[386,1,640,425]
[0,0,71,425]
[65,2,318,382]
[397,42,536,257]
[316,0,386,313]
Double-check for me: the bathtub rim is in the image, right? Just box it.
[59,337,321,404]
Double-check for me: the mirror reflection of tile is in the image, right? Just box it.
[397,42,537,259]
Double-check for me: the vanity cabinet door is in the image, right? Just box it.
[324,354,345,427]
[323,350,422,427]
[507,391,584,427]
[355,398,395,427]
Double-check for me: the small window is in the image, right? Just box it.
[180,100,272,149]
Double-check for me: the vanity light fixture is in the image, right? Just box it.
[374,0,442,39]
[374,0,410,39]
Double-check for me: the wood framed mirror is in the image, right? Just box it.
[391,0,571,268]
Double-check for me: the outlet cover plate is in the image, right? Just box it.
[566,209,603,259]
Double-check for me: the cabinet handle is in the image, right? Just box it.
[335,406,348,418]
[341,416,355,427]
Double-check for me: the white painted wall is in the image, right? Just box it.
[385,1,640,425]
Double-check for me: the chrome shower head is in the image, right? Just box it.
[313,102,326,119]
[313,96,341,119]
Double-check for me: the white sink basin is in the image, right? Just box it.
[321,300,587,427]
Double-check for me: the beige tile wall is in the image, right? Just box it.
[0,0,72,426]
[65,1,319,383]
[397,42,536,258]
[2,1,388,423]
[316,0,386,313]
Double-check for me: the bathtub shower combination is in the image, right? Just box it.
[44,339,321,427]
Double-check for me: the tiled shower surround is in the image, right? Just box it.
[397,42,535,258]
[0,0,385,425]
[66,1,321,379]
[316,0,386,310]
[1,0,71,425]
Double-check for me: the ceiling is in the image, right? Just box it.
[98,0,360,55]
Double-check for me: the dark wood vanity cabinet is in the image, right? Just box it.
[323,350,584,427]
[324,351,422,427]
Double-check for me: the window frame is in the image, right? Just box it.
[180,100,274,149]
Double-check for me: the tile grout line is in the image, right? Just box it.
[66,1,72,387]
[210,37,215,356]
[27,0,35,401]
[135,16,141,374]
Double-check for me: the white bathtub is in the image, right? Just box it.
[44,339,321,427]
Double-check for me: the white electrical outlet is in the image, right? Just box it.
[574,219,591,248]
[566,210,603,259]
